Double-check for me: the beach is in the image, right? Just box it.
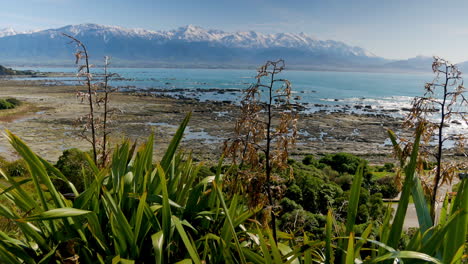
[0,79,464,165]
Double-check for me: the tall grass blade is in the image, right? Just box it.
[21,208,92,221]
[268,230,283,264]
[0,245,23,264]
[443,178,468,263]
[386,125,422,249]
[411,172,433,238]
[157,164,172,256]
[160,112,191,171]
[340,163,364,262]
[151,231,164,264]
[345,232,354,264]
[325,209,334,264]
[213,181,247,264]
[439,194,449,226]
[420,210,461,256]
[354,223,372,257]
[102,188,137,257]
[5,130,53,210]
[372,251,442,263]
[111,256,135,264]
[345,164,364,234]
[172,215,202,264]
[133,192,148,243]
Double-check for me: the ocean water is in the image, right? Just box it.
[15,67,433,110]
[10,66,468,146]
[13,67,467,123]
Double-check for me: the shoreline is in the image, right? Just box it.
[0,79,464,165]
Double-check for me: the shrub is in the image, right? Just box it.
[6,98,21,106]
[357,204,370,223]
[302,154,318,166]
[319,153,365,175]
[334,187,384,224]
[279,209,325,236]
[334,174,353,190]
[321,165,340,180]
[375,176,400,198]
[383,162,395,172]
[0,98,20,110]
[369,193,385,220]
[319,152,374,186]
[280,197,303,212]
[0,99,14,110]
[292,162,327,180]
[54,148,92,192]
[284,184,303,202]
[2,159,29,177]
[296,175,343,214]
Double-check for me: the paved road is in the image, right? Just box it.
[391,203,419,228]
[390,180,457,229]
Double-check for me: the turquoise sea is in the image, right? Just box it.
[15,67,434,112]
[11,66,467,143]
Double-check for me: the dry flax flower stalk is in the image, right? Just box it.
[401,56,467,218]
[223,59,298,243]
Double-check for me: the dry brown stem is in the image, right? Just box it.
[224,59,298,243]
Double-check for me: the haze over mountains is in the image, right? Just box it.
[0,23,461,72]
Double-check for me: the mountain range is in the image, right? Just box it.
[0,23,463,72]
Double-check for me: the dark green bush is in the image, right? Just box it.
[302,154,318,166]
[319,153,364,175]
[285,184,303,203]
[319,153,374,187]
[369,193,384,219]
[334,174,353,190]
[2,159,29,177]
[296,175,342,214]
[6,98,21,106]
[376,166,385,172]
[0,98,20,110]
[54,148,92,192]
[280,197,303,212]
[0,100,14,110]
[321,165,340,180]
[292,162,327,181]
[383,162,395,172]
[279,209,325,236]
[375,176,400,198]
[334,187,384,224]
[357,204,370,223]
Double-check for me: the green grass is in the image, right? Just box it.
[372,170,396,180]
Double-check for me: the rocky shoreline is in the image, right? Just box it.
[0,79,464,165]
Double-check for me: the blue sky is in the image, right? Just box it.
[1,0,468,62]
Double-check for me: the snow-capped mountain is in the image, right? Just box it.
[0,27,18,38]
[51,24,376,56]
[0,23,387,69]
